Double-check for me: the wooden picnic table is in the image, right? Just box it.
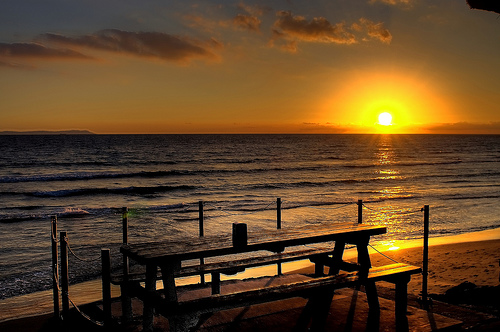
[121,222,387,331]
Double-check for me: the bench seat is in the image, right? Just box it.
[128,263,421,332]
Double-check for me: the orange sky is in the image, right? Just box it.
[1,1,499,134]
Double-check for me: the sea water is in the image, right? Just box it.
[0,134,499,299]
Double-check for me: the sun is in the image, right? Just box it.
[378,112,392,126]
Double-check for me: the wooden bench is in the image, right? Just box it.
[127,262,421,332]
[112,247,334,294]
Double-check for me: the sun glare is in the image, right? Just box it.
[378,112,392,126]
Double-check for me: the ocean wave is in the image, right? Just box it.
[344,159,462,169]
[0,170,191,183]
[31,185,198,198]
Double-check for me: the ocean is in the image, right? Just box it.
[0,134,499,299]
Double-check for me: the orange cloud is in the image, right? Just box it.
[351,18,392,44]
[369,0,413,5]
[270,11,392,52]
[38,29,221,64]
[272,11,356,44]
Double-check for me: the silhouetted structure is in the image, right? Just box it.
[467,0,500,14]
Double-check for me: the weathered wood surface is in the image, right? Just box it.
[112,247,335,285]
[121,223,386,265]
[130,263,421,318]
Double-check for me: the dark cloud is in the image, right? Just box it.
[38,29,221,63]
[0,42,90,59]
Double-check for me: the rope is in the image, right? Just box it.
[68,296,104,327]
[302,202,354,210]
[66,238,101,262]
[362,203,422,216]
[368,244,400,264]
[205,200,276,216]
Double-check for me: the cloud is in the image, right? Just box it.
[270,11,392,52]
[232,2,271,32]
[272,11,356,45]
[0,59,36,70]
[0,42,91,59]
[38,29,222,64]
[424,122,500,134]
[351,18,392,44]
[233,14,262,32]
[369,0,413,5]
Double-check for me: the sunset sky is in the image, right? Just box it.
[1,0,499,134]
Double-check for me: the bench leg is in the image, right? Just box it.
[120,283,133,324]
[395,278,409,318]
[143,264,157,332]
[211,272,221,295]
[309,288,335,331]
[314,262,324,277]
[365,281,380,312]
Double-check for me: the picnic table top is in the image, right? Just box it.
[121,222,386,265]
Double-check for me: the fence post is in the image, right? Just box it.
[199,201,204,237]
[60,231,70,319]
[101,249,112,328]
[277,198,282,230]
[51,216,60,320]
[358,199,363,224]
[276,198,283,275]
[199,201,205,285]
[121,207,133,324]
[422,205,430,307]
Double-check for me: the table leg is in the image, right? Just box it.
[356,237,372,275]
[160,264,178,302]
[143,264,157,332]
[160,264,179,331]
[328,240,345,275]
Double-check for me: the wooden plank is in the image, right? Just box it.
[121,223,386,264]
[129,263,420,317]
[111,247,335,284]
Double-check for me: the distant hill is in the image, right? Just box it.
[0,130,96,135]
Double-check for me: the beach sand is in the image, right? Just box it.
[1,228,499,330]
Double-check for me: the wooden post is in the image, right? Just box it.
[122,207,129,273]
[198,201,204,237]
[121,207,132,324]
[276,198,282,275]
[60,231,70,319]
[51,216,60,320]
[277,198,282,229]
[358,199,363,224]
[122,207,128,245]
[422,205,430,307]
[101,249,112,327]
[199,201,205,285]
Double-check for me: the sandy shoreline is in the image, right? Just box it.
[1,228,499,324]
